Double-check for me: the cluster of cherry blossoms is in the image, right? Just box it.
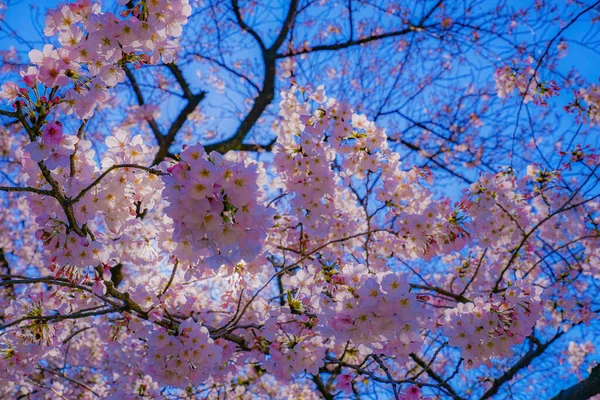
[0,0,192,289]
[274,85,393,196]
[0,0,190,119]
[578,85,600,125]
[273,85,468,259]
[262,333,326,381]
[318,269,430,357]
[494,63,558,105]
[22,127,161,289]
[443,281,543,368]
[144,319,224,387]
[463,172,531,248]
[1,285,105,382]
[565,341,595,374]
[162,144,272,272]
[567,84,600,126]
[494,65,537,103]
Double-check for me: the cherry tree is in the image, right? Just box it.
[0,0,599,399]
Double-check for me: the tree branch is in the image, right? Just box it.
[0,185,54,196]
[205,0,298,154]
[276,0,441,59]
[480,333,563,399]
[0,248,14,298]
[165,62,196,99]
[0,109,18,118]
[410,353,464,400]
[1,307,124,330]
[153,90,206,165]
[551,364,600,400]
[231,0,267,52]
[123,65,164,142]
[312,374,334,400]
[410,283,471,303]
[70,163,164,204]
[276,27,415,58]
[268,0,298,54]
[38,366,101,398]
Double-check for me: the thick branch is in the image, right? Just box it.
[0,109,18,118]
[268,0,298,54]
[165,63,196,99]
[153,90,206,165]
[312,374,334,400]
[205,0,298,154]
[0,248,13,297]
[551,365,600,400]
[126,62,206,165]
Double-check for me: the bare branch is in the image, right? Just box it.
[231,0,267,52]
[410,353,464,400]
[373,355,400,399]
[0,185,54,196]
[480,333,563,399]
[124,65,164,141]
[153,90,206,165]
[205,0,298,154]
[276,0,441,58]
[158,260,178,298]
[0,109,18,118]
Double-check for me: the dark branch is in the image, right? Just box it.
[276,0,441,59]
[126,62,206,165]
[0,185,54,196]
[231,0,267,52]
[312,374,334,400]
[123,65,164,142]
[153,90,206,165]
[0,248,14,297]
[276,26,415,59]
[551,365,600,400]
[410,353,464,400]
[205,0,298,154]
[480,333,562,399]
